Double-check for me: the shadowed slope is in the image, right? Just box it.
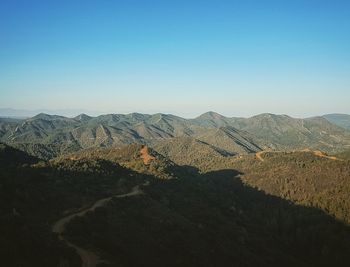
[227,151,350,224]
[2,144,350,266]
[65,166,350,267]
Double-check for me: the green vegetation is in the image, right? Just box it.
[323,114,350,130]
[228,114,350,152]
[2,140,350,266]
[66,167,350,267]
[0,143,145,266]
[231,152,350,224]
[158,146,350,225]
[336,149,350,160]
[2,112,350,160]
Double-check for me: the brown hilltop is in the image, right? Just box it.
[50,143,178,180]
[140,145,155,165]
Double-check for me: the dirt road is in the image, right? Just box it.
[255,149,342,162]
[52,184,143,267]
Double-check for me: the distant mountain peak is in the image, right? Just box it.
[33,113,51,119]
[197,111,226,119]
[150,113,181,122]
[74,113,92,121]
[31,113,66,121]
[251,113,293,120]
[1,111,350,160]
[128,112,148,118]
[254,113,276,118]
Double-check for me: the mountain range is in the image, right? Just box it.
[1,111,350,266]
[1,111,350,160]
[323,113,350,130]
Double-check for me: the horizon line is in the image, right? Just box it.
[0,108,349,120]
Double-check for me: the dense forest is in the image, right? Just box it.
[1,143,350,266]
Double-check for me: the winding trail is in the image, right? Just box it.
[255,149,342,162]
[52,184,144,267]
[306,150,341,161]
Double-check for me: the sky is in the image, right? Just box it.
[0,0,349,118]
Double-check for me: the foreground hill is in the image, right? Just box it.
[157,143,350,225]
[63,146,350,267]
[2,143,350,266]
[337,149,350,160]
[234,150,350,223]
[186,150,350,225]
[54,144,181,180]
[0,142,38,166]
[0,143,151,266]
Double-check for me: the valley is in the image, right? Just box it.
[1,112,350,266]
[3,0,350,266]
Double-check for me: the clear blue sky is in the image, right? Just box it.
[0,0,349,117]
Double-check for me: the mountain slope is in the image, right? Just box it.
[0,144,148,267]
[229,114,350,152]
[191,111,235,128]
[323,114,350,130]
[1,112,350,159]
[153,136,231,168]
[0,113,247,159]
[62,147,350,267]
[210,150,350,225]
[2,143,350,266]
[0,142,38,166]
[194,126,265,154]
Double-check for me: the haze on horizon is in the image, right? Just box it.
[0,0,349,118]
